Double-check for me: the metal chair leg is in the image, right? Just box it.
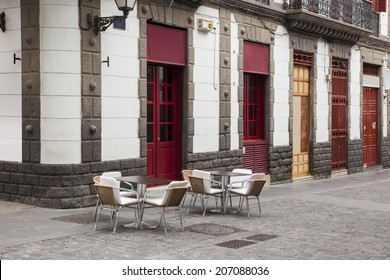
[179,208,183,231]
[93,198,99,222]
[186,194,193,213]
[203,196,209,216]
[257,197,261,217]
[246,197,250,218]
[162,209,168,235]
[94,206,102,231]
[113,209,120,234]
[139,201,147,230]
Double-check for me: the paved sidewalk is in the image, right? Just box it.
[1,169,390,260]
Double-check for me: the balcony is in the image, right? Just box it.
[254,0,270,4]
[283,0,379,43]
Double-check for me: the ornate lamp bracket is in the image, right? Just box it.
[93,15,126,35]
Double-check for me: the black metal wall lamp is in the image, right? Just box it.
[88,0,137,35]
[0,12,6,32]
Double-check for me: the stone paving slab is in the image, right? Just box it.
[1,169,390,260]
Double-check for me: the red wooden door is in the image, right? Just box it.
[242,73,267,173]
[147,65,181,179]
[363,87,378,167]
[331,60,348,170]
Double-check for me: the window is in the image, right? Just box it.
[243,73,265,140]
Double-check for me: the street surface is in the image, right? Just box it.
[1,168,390,260]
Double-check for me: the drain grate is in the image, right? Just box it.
[184,223,246,237]
[51,213,108,224]
[215,239,257,249]
[245,233,278,242]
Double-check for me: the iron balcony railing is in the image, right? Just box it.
[254,0,270,4]
[283,0,379,36]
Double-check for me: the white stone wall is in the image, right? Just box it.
[230,13,239,150]
[380,11,388,37]
[101,0,140,160]
[383,58,390,138]
[40,0,81,164]
[192,6,220,153]
[272,25,290,146]
[315,40,330,142]
[0,0,22,162]
[349,46,361,140]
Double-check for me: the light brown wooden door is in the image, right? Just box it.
[292,65,310,179]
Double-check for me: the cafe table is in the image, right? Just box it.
[116,175,171,229]
[206,170,249,214]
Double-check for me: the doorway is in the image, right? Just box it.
[363,87,378,167]
[146,65,181,179]
[243,73,267,173]
[292,64,310,179]
[331,58,348,170]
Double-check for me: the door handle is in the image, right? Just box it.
[157,137,160,141]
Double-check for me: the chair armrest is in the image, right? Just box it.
[203,178,222,186]
[119,188,138,198]
[143,187,169,198]
[121,181,134,190]
[228,180,246,191]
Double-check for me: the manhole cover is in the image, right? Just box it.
[52,213,109,224]
[215,239,257,249]
[245,233,278,242]
[184,223,246,237]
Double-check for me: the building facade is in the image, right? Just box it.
[1,0,390,208]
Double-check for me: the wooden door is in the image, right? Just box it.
[147,65,181,179]
[331,60,348,170]
[363,87,378,167]
[242,73,267,173]
[292,65,310,178]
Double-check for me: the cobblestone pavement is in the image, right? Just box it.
[1,169,390,260]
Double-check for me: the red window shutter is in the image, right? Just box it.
[243,140,268,174]
[147,24,186,66]
[244,41,269,75]
[377,0,387,12]
[373,0,387,12]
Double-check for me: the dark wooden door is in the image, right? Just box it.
[331,60,348,170]
[363,87,378,167]
[147,65,181,179]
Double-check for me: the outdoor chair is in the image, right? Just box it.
[92,176,102,222]
[227,168,253,206]
[139,181,188,234]
[181,169,193,207]
[225,173,267,218]
[94,176,139,234]
[92,172,137,222]
[102,171,136,194]
[187,170,223,216]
